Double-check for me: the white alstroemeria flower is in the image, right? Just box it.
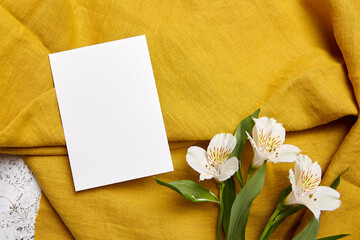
[284,154,341,220]
[246,117,300,168]
[186,133,239,182]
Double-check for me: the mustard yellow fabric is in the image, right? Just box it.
[35,193,74,239]
[0,0,359,239]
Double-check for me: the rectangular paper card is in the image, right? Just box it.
[49,35,173,191]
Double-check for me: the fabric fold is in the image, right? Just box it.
[0,0,359,239]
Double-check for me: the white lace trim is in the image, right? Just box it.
[0,155,41,240]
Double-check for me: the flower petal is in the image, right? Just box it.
[252,117,278,138]
[217,157,239,181]
[294,157,301,183]
[226,134,237,153]
[207,133,237,154]
[246,131,259,152]
[284,191,297,205]
[206,133,237,166]
[270,144,300,163]
[306,203,321,220]
[286,194,322,220]
[186,146,208,176]
[299,154,313,170]
[251,118,260,146]
[269,121,286,145]
[252,150,268,168]
[313,186,341,211]
[246,131,267,168]
[289,169,297,194]
[298,155,322,189]
[200,172,215,181]
[307,161,322,181]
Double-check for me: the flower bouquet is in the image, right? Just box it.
[155,109,350,240]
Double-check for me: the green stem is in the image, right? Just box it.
[259,206,282,240]
[217,182,225,240]
[272,205,304,225]
[246,165,256,184]
[236,171,244,188]
[236,158,244,188]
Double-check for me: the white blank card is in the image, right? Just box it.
[49,35,173,191]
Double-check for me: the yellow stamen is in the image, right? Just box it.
[207,147,231,165]
[258,129,281,153]
[296,169,321,196]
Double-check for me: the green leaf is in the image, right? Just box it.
[154,178,219,203]
[330,167,349,190]
[317,234,351,240]
[222,177,236,235]
[231,109,260,160]
[231,108,260,187]
[227,161,267,240]
[292,216,320,240]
